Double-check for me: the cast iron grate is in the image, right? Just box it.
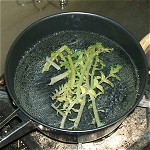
[0,74,150,150]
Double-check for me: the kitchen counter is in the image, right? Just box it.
[0,0,149,75]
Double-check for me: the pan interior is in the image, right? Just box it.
[14,30,139,130]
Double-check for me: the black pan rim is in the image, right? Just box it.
[4,12,149,133]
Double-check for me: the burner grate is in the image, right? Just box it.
[0,72,150,149]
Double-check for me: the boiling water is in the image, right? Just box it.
[14,31,139,130]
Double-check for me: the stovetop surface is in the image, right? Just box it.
[1,0,150,149]
[0,76,149,149]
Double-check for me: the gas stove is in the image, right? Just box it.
[0,72,150,149]
[1,1,150,149]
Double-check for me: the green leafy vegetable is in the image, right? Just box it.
[42,42,123,130]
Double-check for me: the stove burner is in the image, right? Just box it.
[0,74,149,149]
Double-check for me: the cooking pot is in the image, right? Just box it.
[0,12,148,148]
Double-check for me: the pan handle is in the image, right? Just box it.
[0,108,36,148]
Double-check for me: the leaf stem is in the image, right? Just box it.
[60,53,96,128]
[73,96,86,129]
[67,55,75,88]
[91,57,98,87]
[91,95,101,127]
[49,70,70,85]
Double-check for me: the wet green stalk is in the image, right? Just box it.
[91,95,101,127]
[42,43,122,130]
[60,52,96,128]
[67,55,75,88]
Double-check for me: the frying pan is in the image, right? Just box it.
[0,12,148,148]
